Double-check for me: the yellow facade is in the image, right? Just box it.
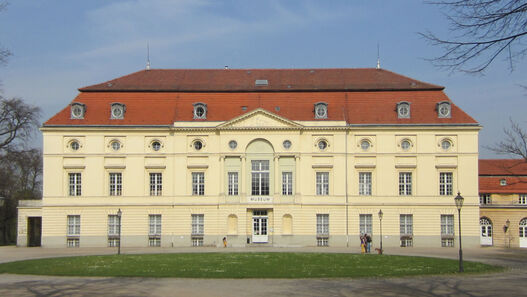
[19,108,481,248]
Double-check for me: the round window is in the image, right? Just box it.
[441,140,451,150]
[194,140,203,150]
[152,141,161,151]
[70,140,80,151]
[360,140,370,151]
[318,140,328,150]
[283,140,292,149]
[111,140,121,151]
[401,140,411,151]
[229,140,237,150]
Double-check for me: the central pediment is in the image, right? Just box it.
[217,108,303,130]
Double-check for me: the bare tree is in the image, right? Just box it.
[421,0,527,73]
[0,97,41,150]
[486,119,527,160]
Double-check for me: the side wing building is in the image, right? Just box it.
[18,68,481,248]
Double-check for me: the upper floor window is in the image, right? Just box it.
[251,160,270,196]
[397,101,411,119]
[437,101,451,118]
[109,173,122,196]
[110,103,126,119]
[228,172,238,196]
[70,103,86,119]
[282,172,293,195]
[192,172,205,196]
[68,173,82,196]
[519,194,527,205]
[316,172,329,196]
[439,172,453,196]
[149,173,162,196]
[359,172,372,196]
[314,102,328,119]
[193,102,207,119]
[399,172,412,196]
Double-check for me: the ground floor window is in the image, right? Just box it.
[441,214,454,247]
[149,237,161,247]
[359,214,373,235]
[317,237,329,247]
[67,238,79,248]
[441,238,454,247]
[108,238,120,247]
[316,214,329,246]
[400,214,413,247]
[149,214,162,247]
[192,237,204,247]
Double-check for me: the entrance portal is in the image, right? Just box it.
[252,210,268,243]
[27,217,41,247]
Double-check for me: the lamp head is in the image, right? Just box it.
[117,208,122,217]
[378,209,383,220]
[454,192,464,210]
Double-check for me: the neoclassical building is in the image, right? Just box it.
[479,159,527,248]
[18,68,481,248]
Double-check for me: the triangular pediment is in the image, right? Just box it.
[217,108,303,129]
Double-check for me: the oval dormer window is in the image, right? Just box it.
[437,101,451,118]
[314,102,328,119]
[193,103,207,120]
[397,101,410,119]
[71,103,85,119]
[111,103,126,120]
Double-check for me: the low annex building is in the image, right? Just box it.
[479,159,527,248]
[17,68,481,248]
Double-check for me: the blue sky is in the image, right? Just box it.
[0,0,525,158]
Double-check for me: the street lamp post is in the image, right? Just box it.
[117,208,122,255]
[454,192,464,273]
[378,209,383,255]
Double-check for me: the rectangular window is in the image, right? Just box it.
[251,160,270,196]
[67,238,79,247]
[399,172,412,196]
[400,214,413,236]
[441,214,454,247]
[359,214,373,235]
[228,172,238,196]
[68,173,82,196]
[316,172,329,196]
[359,172,372,196]
[282,172,293,195]
[400,214,413,247]
[109,173,122,196]
[519,194,527,205]
[149,173,162,196]
[108,215,120,236]
[439,172,453,196]
[149,214,161,247]
[67,215,80,235]
[191,214,204,236]
[316,214,329,246]
[192,172,205,196]
[316,214,329,235]
[192,237,204,247]
[480,194,491,205]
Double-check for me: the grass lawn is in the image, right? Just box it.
[0,253,503,278]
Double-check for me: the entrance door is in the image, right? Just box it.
[27,217,42,247]
[479,217,492,246]
[252,210,268,243]
[520,218,527,248]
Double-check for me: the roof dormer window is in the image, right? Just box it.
[110,103,126,120]
[193,102,207,120]
[397,101,411,119]
[437,101,451,118]
[314,102,328,119]
[70,103,86,119]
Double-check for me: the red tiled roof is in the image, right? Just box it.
[44,90,477,126]
[479,159,527,176]
[79,68,444,92]
[479,177,527,193]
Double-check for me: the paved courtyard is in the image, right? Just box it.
[0,246,526,296]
